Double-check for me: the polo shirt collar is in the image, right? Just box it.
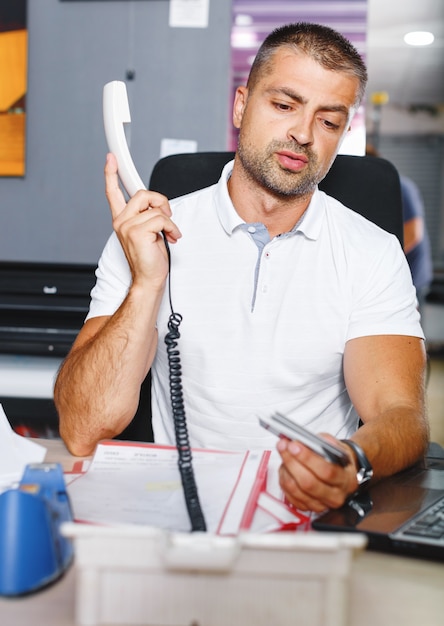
[214,159,326,241]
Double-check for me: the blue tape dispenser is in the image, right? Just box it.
[0,462,74,596]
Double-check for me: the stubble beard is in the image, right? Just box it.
[237,137,326,199]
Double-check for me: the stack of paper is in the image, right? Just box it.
[67,440,307,535]
[0,404,46,491]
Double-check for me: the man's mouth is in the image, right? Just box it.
[276,151,308,172]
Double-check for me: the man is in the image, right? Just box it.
[55,23,428,514]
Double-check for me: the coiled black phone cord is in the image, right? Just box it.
[163,236,207,532]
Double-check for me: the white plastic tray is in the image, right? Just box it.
[62,523,366,626]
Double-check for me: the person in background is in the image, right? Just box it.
[55,23,428,515]
[366,144,433,310]
[400,175,433,310]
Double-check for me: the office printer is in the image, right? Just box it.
[0,261,96,434]
[0,261,96,356]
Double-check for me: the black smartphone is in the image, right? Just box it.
[259,413,350,467]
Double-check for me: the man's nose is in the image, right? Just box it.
[287,113,314,147]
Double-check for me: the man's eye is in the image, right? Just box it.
[323,119,340,130]
[275,102,292,111]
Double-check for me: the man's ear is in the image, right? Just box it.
[232,86,248,129]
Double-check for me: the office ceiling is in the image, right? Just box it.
[231,0,444,113]
[366,0,444,112]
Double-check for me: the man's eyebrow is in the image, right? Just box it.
[265,87,350,116]
[266,87,306,104]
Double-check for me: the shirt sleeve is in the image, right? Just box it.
[85,233,132,321]
[346,234,424,341]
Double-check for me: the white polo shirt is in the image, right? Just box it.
[87,161,423,451]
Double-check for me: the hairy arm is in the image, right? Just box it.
[54,154,181,456]
[342,334,428,477]
[277,334,428,512]
[54,284,162,457]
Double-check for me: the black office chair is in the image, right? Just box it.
[149,152,404,243]
[116,152,404,442]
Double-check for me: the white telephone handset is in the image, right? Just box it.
[102,81,207,532]
[103,80,146,197]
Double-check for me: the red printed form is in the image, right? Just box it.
[249,452,312,532]
[67,441,270,535]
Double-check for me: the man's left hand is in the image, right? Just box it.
[277,435,358,512]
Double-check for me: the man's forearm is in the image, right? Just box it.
[353,405,429,481]
[54,285,162,456]
[344,335,428,482]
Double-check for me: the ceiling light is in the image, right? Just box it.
[404,31,435,46]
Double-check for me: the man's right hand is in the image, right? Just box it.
[104,153,182,291]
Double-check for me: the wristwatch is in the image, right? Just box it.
[341,439,373,490]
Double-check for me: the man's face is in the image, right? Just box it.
[233,48,360,198]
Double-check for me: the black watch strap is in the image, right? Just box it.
[341,439,373,488]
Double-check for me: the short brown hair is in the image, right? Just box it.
[247,22,368,107]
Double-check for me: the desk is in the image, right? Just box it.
[1,439,443,626]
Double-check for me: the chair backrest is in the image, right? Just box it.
[149,152,404,245]
[115,371,153,442]
[116,151,404,442]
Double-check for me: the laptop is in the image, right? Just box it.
[312,445,444,562]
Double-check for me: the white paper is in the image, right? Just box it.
[0,404,47,490]
[160,138,197,159]
[169,0,209,29]
[67,441,268,534]
[216,449,268,535]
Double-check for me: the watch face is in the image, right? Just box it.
[341,440,373,487]
[357,468,372,485]
[356,469,365,484]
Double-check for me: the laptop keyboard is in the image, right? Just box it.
[399,497,444,543]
